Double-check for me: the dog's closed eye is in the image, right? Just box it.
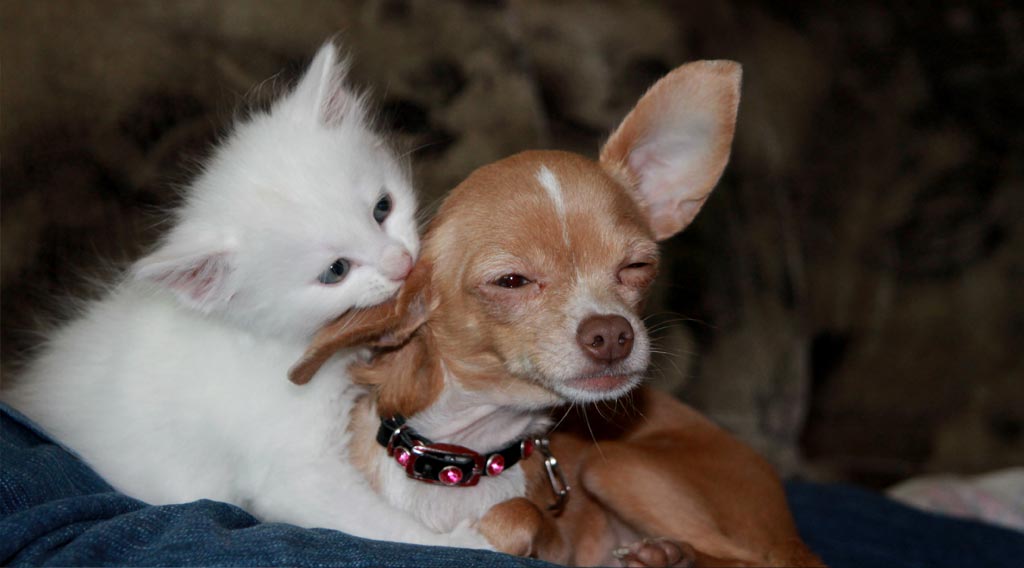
[493,274,533,289]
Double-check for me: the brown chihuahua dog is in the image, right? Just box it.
[290,59,822,567]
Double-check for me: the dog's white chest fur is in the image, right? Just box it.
[369,384,549,533]
[376,455,528,533]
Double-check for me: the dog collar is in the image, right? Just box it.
[376,415,535,487]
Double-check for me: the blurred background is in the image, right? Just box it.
[2,0,1022,488]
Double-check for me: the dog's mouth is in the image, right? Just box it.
[569,372,634,392]
[516,337,651,404]
[550,368,645,403]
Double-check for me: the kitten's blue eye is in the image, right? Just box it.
[373,193,392,225]
[318,259,350,285]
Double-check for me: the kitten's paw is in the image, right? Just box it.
[613,537,697,567]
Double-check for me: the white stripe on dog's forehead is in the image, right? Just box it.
[536,165,571,248]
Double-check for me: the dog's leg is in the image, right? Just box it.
[613,538,698,567]
[574,412,823,566]
[478,497,569,561]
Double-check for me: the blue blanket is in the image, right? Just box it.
[2,403,1022,567]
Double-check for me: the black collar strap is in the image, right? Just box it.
[376,415,536,487]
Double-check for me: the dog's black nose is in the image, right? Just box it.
[576,314,634,364]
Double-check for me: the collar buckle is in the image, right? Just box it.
[406,443,484,487]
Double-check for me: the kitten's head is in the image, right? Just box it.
[134,42,419,341]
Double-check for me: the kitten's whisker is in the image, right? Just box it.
[398,141,441,161]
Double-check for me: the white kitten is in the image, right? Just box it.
[3,42,488,549]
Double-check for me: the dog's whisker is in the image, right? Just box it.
[647,346,685,355]
[642,311,719,331]
[581,406,606,462]
[649,356,685,380]
[643,315,693,325]
[605,398,619,417]
[646,323,689,334]
[548,403,576,435]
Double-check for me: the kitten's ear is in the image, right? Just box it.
[281,41,362,125]
[133,238,236,313]
[288,259,433,386]
[600,60,741,241]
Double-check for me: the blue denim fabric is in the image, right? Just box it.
[786,479,1024,568]
[4,402,1023,567]
[0,404,552,567]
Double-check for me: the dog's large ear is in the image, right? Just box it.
[288,259,433,386]
[600,60,741,241]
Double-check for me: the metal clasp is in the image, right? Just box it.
[385,424,408,456]
[534,437,570,515]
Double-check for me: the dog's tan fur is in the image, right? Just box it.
[494,387,823,566]
[290,58,822,567]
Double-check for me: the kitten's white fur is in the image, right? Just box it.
[2,42,488,549]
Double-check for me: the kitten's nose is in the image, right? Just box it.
[381,248,413,281]
[576,314,634,364]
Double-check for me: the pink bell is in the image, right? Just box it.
[439,465,463,485]
[521,439,535,459]
[486,454,505,476]
[394,447,411,467]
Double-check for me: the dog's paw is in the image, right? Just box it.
[613,537,697,567]
[477,497,546,556]
[447,519,494,551]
